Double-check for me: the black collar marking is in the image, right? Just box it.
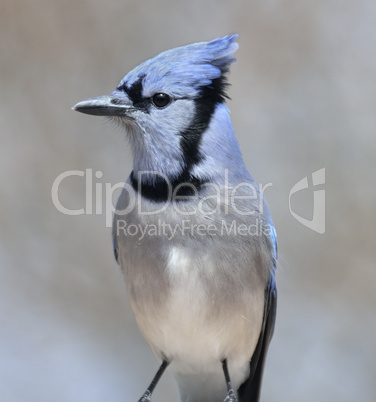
[130,171,208,203]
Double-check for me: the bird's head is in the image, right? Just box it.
[73,35,241,197]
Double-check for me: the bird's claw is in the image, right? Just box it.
[138,390,152,402]
[224,389,238,402]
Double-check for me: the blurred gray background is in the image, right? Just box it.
[1,0,375,401]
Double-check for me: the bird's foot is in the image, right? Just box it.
[138,390,152,402]
[224,389,238,402]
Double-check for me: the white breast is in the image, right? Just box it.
[131,244,264,395]
[115,184,271,399]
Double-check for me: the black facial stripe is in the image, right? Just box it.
[131,171,208,203]
[118,74,145,103]
[117,74,151,112]
[180,74,230,172]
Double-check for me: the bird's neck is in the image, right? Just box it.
[190,103,247,183]
[130,130,202,202]
[130,103,247,202]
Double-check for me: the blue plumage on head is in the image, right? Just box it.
[116,35,239,101]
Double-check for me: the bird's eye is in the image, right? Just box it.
[152,93,171,108]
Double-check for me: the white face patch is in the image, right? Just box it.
[130,99,196,180]
[141,98,195,136]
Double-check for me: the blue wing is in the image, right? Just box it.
[112,236,119,264]
[237,267,277,401]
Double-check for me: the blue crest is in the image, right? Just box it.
[116,35,239,99]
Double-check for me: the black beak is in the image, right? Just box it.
[72,95,131,116]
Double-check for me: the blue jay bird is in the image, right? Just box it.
[73,35,277,402]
